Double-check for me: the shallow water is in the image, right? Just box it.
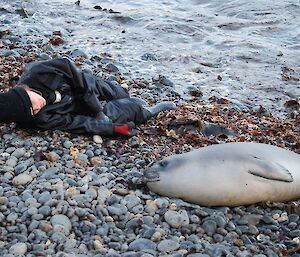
[2,0,300,116]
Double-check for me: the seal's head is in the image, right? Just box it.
[142,155,187,195]
[143,160,171,183]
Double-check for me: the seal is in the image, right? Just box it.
[143,142,300,206]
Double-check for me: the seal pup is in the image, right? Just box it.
[143,142,300,206]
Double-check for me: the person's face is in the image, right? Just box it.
[26,90,46,115]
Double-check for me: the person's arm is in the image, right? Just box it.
[19,57,129,100]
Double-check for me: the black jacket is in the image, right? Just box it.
[18,57,144,136]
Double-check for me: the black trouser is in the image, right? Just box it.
[103,98,151,125]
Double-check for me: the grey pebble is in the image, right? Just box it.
[6,157,18,168]
[51,214,72,235]
[121,195,141,210]
[51,231,67,243]
[128,238,156,251]
[187,254,210,257]
[41,167,59,178]
[9,242,27,255]
[107,204,128,216]
[38,206,51,216]
[7,213,18,223]
[204,244,231,256]
[201,219,217,236]
[11,148,26,158]
[38,191,52,204]
[289,230,300,237]
[157,239,179,252]
[154,198,169,209]
[6,147,16,153]
[164,210,189,228]
[63,140,73,148]
[14,163,28,173]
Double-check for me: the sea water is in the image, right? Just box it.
[2,0,300,116]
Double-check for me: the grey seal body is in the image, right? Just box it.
[143,142,300,206]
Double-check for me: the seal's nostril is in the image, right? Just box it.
[143,169,160,182]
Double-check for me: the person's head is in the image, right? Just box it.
[19,84,46,115]
[0,85,46,124]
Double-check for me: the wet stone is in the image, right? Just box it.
[141,53,158,61]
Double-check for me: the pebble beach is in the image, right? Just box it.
[0,1,300,257]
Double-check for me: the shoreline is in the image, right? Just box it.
[0,26,300,257]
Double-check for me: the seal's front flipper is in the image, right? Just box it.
[247,155,293,182]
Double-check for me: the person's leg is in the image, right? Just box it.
[103,98,176,124]
[144,102,176,117]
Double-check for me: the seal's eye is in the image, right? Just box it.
[159,160,168,168]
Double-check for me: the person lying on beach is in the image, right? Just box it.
[0,57,176,138]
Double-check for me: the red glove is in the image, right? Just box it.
[113,122,137,138]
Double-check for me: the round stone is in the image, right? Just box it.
[157,239,179,252]
[14,163,28,173]
[63,141,73,148]
[201,220,217,236]
[164,210,189,228]
[128,238,156,251]
[11,148,26,158]
[154,198,169,209]
[50,214,72,235]
[12,174,33,186]
[93,135,103,144]
[6,157,18,168]
[9,242,27,255]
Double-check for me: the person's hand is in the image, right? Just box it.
[113,122,137,138]
[26,90,46,115]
